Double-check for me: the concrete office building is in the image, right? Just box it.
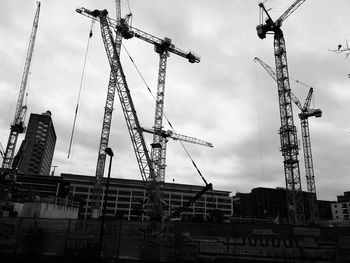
[18,111,56,175]
[331,191,350,222]
[12,173,233,221]
[62,173,234,221]
[233,187,333,223]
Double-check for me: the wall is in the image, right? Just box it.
[21,202,78,219]
[331,202,350,222]
[1,218,350,262]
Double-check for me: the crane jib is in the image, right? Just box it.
[76,7,201,64]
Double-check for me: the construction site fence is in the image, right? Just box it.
[1,217,350,262]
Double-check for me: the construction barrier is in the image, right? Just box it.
[1,217,350,262]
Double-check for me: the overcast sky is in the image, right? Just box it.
[1,0,349,201]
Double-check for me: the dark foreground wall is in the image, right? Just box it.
[1,217,350,262]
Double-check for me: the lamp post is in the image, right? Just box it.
[98,147,114,260]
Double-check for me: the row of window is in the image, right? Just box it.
[333,203,350,208]
[73,186,231,203]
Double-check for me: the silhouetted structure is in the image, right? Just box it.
[233,187,333,223]
[17,111,56,175]
[12,173,233,221]
[337,191,350,202]
[62,173,232,221]
[331,191,350,222]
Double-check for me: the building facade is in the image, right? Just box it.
[12,173,233,221]
[10,173,66,202]
[331,191,350,222]
[233,187,333,223]
[62,173,233,221]
[17,111,56,175]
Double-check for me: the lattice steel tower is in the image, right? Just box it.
[256,0,306,225]
[254,57,322,224]
[2,2,41,171]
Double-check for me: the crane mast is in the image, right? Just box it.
[2,2,41,170]
[256,0,306,225]
[254,57,321,224]
[295,89,321,223]
[77,7,163,220]
[89,1,124,219]
[152,49,169,183]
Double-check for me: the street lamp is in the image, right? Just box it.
[98,147,114,260]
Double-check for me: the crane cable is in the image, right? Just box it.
[67,20,95,158]
[121,43,209,186]
[166,120,209,185]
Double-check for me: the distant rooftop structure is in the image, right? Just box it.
[337,191,350,203]
[42,110,52,116]
[331,191,350,223]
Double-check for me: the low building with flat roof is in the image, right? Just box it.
[233,187,334,224]
[331,191,350,223]
[62,173,233,221]
[9,173,233,221]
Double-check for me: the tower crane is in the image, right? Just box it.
[1,2,41,174]
[77,7,162,220]
[116,12,200,184]
[256,0,306,225]
[296,89,321,223]
[254,57,322,223]
[83,1,135,219]
[85,1,125,219]
[77,7,211,220]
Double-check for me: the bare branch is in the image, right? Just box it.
[329,40,350,58]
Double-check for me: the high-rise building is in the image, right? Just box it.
[17,111,56,175]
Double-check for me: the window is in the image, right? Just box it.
[132,191,143,197]
[131,196,143,203]
[117,203,129,209]
[118,196,130,202]
[195,208,205,213]
[170,200,182,206]
[119,190,130,196]
[171,194,182,200]
[75,187,88,193]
